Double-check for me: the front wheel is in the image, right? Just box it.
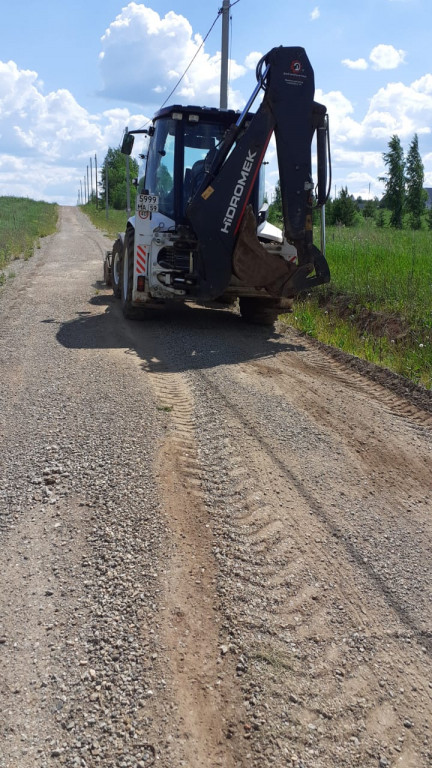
[111,238,122,298]
[121,228,142,319]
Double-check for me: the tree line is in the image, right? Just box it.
[269,133,431,229]
[98,135,430,228]
[99,147,139,210]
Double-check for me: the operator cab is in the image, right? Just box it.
[140,105,265,228]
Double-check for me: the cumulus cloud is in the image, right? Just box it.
[244,52,263,71]
[318,72,432,148]
[310,7,320,21]
[369,44,406,70]
[1,2,432,206]
[0,59,149,203]
[341,45,406,72]
[342,58,368,70]
[364,80,432,138]
[315,88,363,144]
[424,152,432,186]
[98,2,248,109]
[332,149,384,169]
[315,70,432,197]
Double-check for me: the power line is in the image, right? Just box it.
[138,1,242,129]
[158,10,221,112]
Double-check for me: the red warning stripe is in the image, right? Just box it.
[136,245,147,275]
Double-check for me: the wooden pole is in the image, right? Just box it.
[95,154,98,208]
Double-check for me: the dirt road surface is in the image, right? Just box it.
[1,207,431,768]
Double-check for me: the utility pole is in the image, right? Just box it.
[105,161,109,220]
[86,165,89,204]
[90,157,93,202]
[80,179,83,206]
[219,0,230,109]
[95,154,98,208]
[125,126,131,215]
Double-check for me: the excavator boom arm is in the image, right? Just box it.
[186,46,330,300]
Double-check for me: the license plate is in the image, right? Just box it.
[137,194,159,212]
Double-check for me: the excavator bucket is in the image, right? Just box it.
[233,206,329,297]
[233,206,299,296]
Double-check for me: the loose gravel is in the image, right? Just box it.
[1,207,431,768]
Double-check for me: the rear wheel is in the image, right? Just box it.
[112,238,122,298]
[121,228,142,319]
[239,297,284,326]
[103,257,112,286]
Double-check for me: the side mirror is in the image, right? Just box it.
[121,132,135,155]
[132,178,138,187]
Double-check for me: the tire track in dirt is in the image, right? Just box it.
[187,352,432,768]
[243,345,432,509]
[138,363,247,767]
[286,344,432,427]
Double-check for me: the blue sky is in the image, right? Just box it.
[1,0,431,205]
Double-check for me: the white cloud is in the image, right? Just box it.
[317,73,432,149]
[1,2,432,207]
[98,2,248,109]
[0,59,149,203]
[333,149,384,169]
[424,152,432,186]
[244,52,263,71]
[313,70,432,199]
[369,44,406,70]
[364,80,432,138]
[341,45,406,73]
[342,58,368,70]
[315,88,363,144]
[0,60,43,116]
[310,6,320,21]
[412,73,432,95]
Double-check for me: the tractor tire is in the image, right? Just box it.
[112,238,122,298]
[239,297,283,326]
[121,228,142,320]
[103,258,112,286]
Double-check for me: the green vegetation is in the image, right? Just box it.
[82,144,137,237]
[100,147,139,211]
[380,135,406,229]
[405,134,428,230]
[281,221,432,389]
[0,197,58,275]
[269,132,431,389]
[80,200,130,239]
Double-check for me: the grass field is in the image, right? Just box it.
[80,201,129,240]
[0,197,58,282]
[282,220,432,389]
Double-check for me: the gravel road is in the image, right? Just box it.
[1,207,431,768]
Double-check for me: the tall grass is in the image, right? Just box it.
[323,222,432,319]
[80,200,130,240]
[0,197,58,274]
[283,220,432,388]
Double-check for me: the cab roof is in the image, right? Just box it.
[152,104,246,123]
